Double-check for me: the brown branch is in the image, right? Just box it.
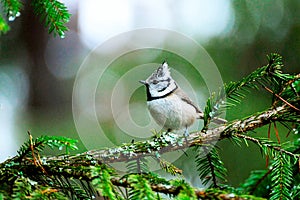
[250,169,272,195]
[26,131,47,174]
[111,177,259,200]
[278,73,300,97]
[263,85,300,113]
[43,104,298,166]
[235,133,296,158]
[273,121,281,143]
[17,162,257,200]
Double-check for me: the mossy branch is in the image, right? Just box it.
[39,104,298,166]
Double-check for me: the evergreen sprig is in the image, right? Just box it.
[203,60,264,127]
[236,134,298,160]
[67,181,92,200]
[128,174,156,200]
[0,15,10,34]
[126,157,149,174]
[31,0,71,38]
[236,134,299,199]
[0,0,21,34]
[0,0,71,37]
[240,169,271,197]
[158,157,183,175]
[171,180,197,200]
[92,165,118,199]
[203,53,289,127]
[17,135,78,160]
[269,153,293,200]
[195,145,227,187]
[1,0,22,21]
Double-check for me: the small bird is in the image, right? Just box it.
[139,62,226,137]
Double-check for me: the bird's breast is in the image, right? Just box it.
[147,94,197,130]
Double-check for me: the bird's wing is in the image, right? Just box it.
[174,88,227,124]
[174,88,203,114]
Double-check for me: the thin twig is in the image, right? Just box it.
[273,122,281,144]
[263,85,300,113]
[27,131,47,174]
[278,73,300,97]
[266,123,272,167]
[235,134,297,158]
[250,169,272,195]
[111,177,253,200]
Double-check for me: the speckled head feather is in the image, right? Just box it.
[146,61,171,83]
[140,62,177,100]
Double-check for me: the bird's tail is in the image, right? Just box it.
[197,113,227,124]
[211,117,227,124]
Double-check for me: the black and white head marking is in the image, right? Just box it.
[140,62,178,101]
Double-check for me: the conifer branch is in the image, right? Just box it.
[263,85,300,112]
[31,0,71,37]
[111,177,262,200]
[235,134,296,158]
[42,104,298,166]
[0,0,70,36]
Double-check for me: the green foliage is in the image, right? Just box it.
[158,157,183,176]
[203,55,266,126]
[0,15,9,34]
[92,165,117,199]
[12,176,31,199]
[2,174,69,200]
[1,0,22,20]
[269,153,293,200]
[0,0,70,37]
[291,184,300,199]
[202,53,298,128]
[0,135,82,199]
[240,169,271,197]
[65,181,92,200]
[200,53,299,199]
[195,145,227,187]
[31,0,71,38]
[237,133,300,199]
[126,157,149,174]
[257,138,280,158]
[128,174,156,200]
[17,135,78,159]
[0,0,21,34]
[207,188,266,200]
[203,97,213,128]
[171,180,197,200]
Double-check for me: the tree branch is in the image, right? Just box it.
[44,104,298,166]
[111,177,260,200]
[235,134,296,158]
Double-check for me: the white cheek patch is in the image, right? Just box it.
[150,81,177,98]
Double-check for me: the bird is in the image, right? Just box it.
[139,61,226,137]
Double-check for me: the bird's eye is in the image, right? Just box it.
[152,80,158,85]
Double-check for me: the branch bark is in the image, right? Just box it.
[45,104,297,166]
[111,177,255,200]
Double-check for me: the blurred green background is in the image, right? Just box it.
[0,0,299,187]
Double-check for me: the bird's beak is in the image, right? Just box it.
[139,80,146,85]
